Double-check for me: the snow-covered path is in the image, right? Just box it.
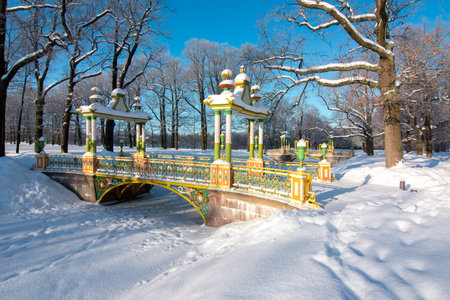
[1,145,450,299]
[0,184,212,299]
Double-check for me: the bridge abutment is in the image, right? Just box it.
[206,189,298,227]
[44,172,98,202]
[43,172,152,204]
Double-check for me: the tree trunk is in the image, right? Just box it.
[34,90,45,153]
[200,90,207,150]
[51,114,56,145]
[365,136,374,156]
[175,99,179,150]
[61,81,75,153]
[75,113,82,146]
[378,58,403,167]
[410,114,424,155]
[424,108,432,158]
[0,0,7,157]
[404,133,413,153]
[160,94,167,149]
[0,85,6,156]
[104,119,115,151]
[16,73,28,153]
[127,122,133,148]
[100,118,105,146]
[171,101,175,148]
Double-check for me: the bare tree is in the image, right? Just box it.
[183,39,210,150]
[166,58,186,149]
[183,39,239,150]
[259,0,421,167]
[0,0,71,156]
[319,85,384,155]
[397,22,449,157]
[103,0,166,151]
[60,2,110,153]
[15,67,29,153]
[145,52,170,148]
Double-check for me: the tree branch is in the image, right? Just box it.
[281,74,379,88]
[295,0,393,59]
[267,61,380,75]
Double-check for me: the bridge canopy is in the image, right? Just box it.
[76,87,151,154]
[204,66,270,120]
[204,66,271,163]
[76,88,151,123]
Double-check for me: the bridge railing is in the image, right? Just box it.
[232,166,292,199]
[38,153,319,207]
[41,154,324,184]
[95,156,211,185]
[96,156,135,176]
[143,159,211,184]
[46,154,83,172]
[231,159,319,179]
[265,161,319,178]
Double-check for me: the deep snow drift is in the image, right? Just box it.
[1,144,450,299]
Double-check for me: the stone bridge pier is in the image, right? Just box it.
[206,189,299,227]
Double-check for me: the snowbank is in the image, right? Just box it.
[0,157,80,216]
[1,144,449,299]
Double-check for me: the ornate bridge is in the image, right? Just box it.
[36,153,331,226]
[35,68,334,226]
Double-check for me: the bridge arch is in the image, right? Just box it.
[147,181,208,222]
[96,178,209,222]
[97,181,152,204]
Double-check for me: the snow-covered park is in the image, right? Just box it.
[1,144,450,299]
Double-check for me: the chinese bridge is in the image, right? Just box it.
[35,67,332,227]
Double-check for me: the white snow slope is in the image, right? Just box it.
[1,144,450,300]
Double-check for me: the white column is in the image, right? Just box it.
[85,117,91,153]
[86,117,91,138]
[136,124,141,151]
[91,117,96,153]
[91,118,96,142]
[214,112,220,144]
[226,112,232,144]
[249,120,255,159]
[258,120,264,159]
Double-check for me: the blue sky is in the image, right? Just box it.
[165,0,279,57]
[165,0,448,58]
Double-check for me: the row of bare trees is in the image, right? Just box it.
[1,0,166,156]
[1,0,448,169]
[256,0,448,167]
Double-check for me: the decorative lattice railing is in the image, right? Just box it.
[264,161,319,178]
[231,159,318,179]
[232,166,292,199]
[46,155,83,172]
[143,159,211,183]
[41,154,319,203]
[95,156,211,184]
[147,154,213,163]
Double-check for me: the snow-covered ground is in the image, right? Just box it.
[1,144,450,299]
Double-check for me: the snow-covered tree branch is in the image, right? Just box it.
[258,0,421,167]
